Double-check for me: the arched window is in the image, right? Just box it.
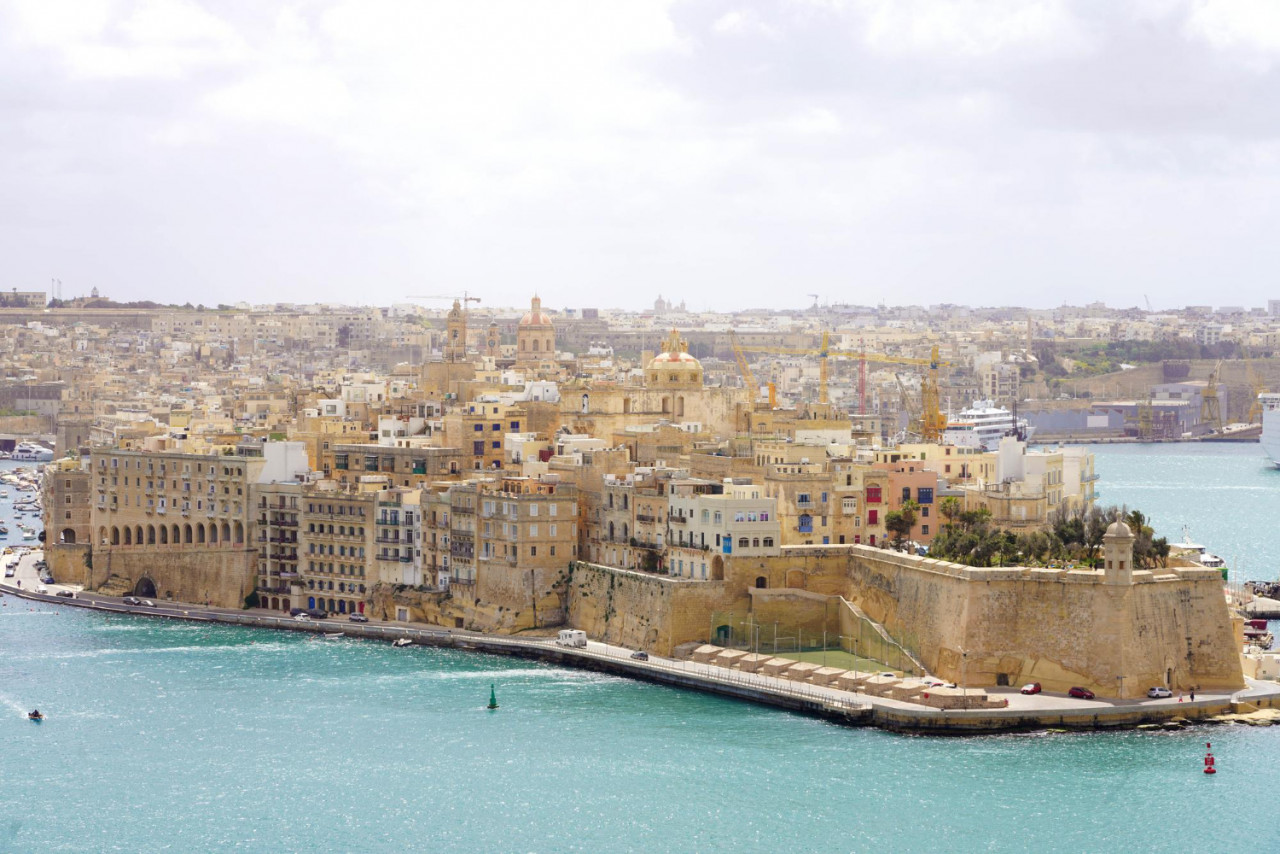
[738,537,749,548]
[763,537,774,548]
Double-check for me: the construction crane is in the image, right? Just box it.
[728,331,775,408]
[1243,344,1268,423]
[1200,360,1224,434]
[405,293,481,307]
[736,336,949,432]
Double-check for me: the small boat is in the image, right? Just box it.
[392,637,413,648]
[323,632,345,640]
[28,710,43,722]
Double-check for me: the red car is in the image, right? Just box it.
[1020,682,1042,695]
[1068,686,1095,700]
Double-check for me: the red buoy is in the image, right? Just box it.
[1203,743,1216,775]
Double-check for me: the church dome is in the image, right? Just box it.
[519,295,553,327]
[646,328,703,389]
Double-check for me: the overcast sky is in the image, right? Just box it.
[3,0,1279,312]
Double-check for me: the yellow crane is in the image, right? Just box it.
[735,335,949,436]
[728,331,775,408]
[1200,360,1224,434]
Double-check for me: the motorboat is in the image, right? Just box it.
[392,637,414,648]
[322,632,345,640]
[27,710,43,722]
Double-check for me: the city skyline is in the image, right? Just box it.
[4,1,1279,311]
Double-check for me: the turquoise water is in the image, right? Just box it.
[2,445,1278,853]
[1084,442,1280,582]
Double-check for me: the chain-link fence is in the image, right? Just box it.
[708,608,923,677]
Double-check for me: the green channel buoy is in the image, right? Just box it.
[487,683,499,710]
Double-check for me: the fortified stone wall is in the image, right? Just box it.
[78,546,257,610]
[567,562,750,654]
[577,544,1243,698]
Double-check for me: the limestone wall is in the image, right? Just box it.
[634,544,1243,698]
[79,546,257,610]
[567,562,749,654]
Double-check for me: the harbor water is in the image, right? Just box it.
[2,445,1279,853]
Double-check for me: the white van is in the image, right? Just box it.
[556,629,587,648]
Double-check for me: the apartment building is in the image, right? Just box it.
[666,479,780,580]
[375,487,423,586]
[297,479,382,615]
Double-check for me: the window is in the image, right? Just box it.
[797,492,811,506]
[530,546,537,556]
[474,424,483,432]
[738,537,749,548]
[762,537,774,548]
[798,514,813,533]
[922,525,930,535]
[473,441,484,456]
[821,492,828,503]
[866,487,882,504]
[529,505,539,517]
[868,510,878,525]
[918,487,934,504]
[510,421,520,430]
[902,487,911,502]
[492,441,501,449]
[549,504,558,517]
[921,507,929,518]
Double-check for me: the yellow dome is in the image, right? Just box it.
[646,328,703,389]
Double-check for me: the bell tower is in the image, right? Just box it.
[445,299,467,363]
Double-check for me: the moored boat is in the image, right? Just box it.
[392,637,413,648]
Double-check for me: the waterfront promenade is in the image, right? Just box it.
[5,549,1278,734]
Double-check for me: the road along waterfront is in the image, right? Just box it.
[6,573,1274,735]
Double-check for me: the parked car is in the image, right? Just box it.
[1020,683,1042,695]
[123,596,141,605]
[1068,686,1095,700]
[141,599,155,607]
[348,614,369,623]
[54,590,74,598]
[289,608,307,617]
[306,608,328,619]
[1147,686,1173,699]
[630,651,649,661]
[294,614,311,622]
[3,567,14,578]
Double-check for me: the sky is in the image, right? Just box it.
[3,0,1280,313]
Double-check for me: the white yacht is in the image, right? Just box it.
[1260,393,1280,468]
[10,442,53,462]
[942,400,1033,451]
[1178,527,1225,570]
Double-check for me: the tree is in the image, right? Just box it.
[885,500,919,549]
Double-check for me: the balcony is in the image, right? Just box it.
[668,515,686,525]
[635,513,656,523]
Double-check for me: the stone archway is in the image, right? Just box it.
[710,555,725,581]
[61,528,77,544]
[134,577,157,598]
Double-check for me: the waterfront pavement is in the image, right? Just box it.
[5,552,1280,731]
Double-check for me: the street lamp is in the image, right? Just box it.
[960,648,968,710]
